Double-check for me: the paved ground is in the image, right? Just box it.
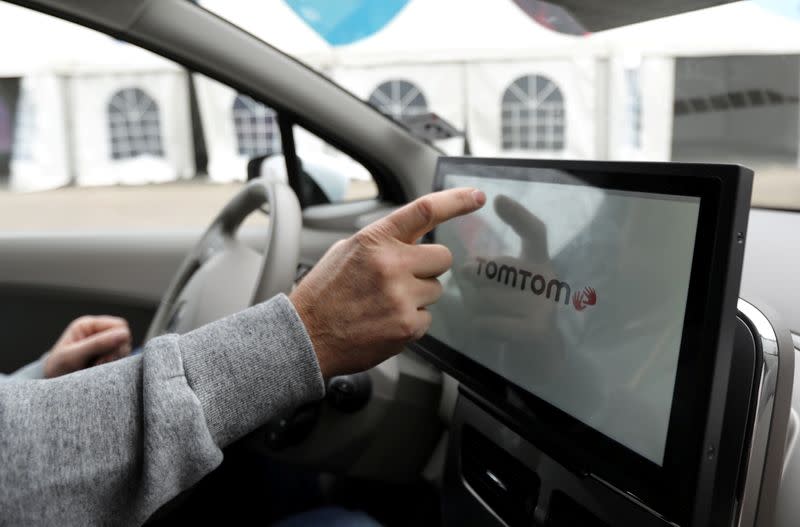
[0,171,794,232]
[747,165,800,210]
[0,179,378,231]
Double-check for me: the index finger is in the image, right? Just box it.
[376,188,486,244]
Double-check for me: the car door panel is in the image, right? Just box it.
[0,284,156,373]
[0,232,193,305]
[0,230,192,372]
[0,223,353,373]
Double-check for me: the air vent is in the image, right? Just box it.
[461,426,540,526]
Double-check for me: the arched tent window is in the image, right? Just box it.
[12,88,34,161]
[368,80,428,121]
[501,75,565,151]
[107,87,164,160]
[232,94,281,158]
[0,95,11,155]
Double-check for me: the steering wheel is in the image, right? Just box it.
[145,178,302,341]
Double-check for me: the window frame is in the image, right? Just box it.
[232,93,281,158]
[500,74,566,153]
[368,79,429,122]
[107,87,165,161]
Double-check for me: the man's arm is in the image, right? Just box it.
[0,187,485,524]
[0,294,325,525]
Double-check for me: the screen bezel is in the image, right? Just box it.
[412,157,749,525]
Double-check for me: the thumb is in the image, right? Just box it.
[64,326,131,369]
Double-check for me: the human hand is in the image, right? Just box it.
[44,316,132,378]
[450,194,566,386]
[457,194,557,338]
[289,187,486,378]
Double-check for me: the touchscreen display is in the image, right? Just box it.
[428,168,701,465]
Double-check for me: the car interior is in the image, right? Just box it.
[1,0,799,526]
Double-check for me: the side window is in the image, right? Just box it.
[193,74,378,204]
[501,74,565,152]
[0,4,378,232]
[0,4,219,230]
[293,126,378,204]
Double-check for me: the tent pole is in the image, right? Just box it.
[60,74,78,186]
[186,70,206,178]
[461,61,471,155]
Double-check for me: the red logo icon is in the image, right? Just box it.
[572,287,597,312]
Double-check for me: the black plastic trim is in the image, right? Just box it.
[412,157,753,525]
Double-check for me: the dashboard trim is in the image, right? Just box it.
[735,299,794,527]
[736,299,779,526]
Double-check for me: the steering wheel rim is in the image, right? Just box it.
[145,178,302,341]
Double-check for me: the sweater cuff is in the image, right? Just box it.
[8,354,48,381]
[179,294,325,447]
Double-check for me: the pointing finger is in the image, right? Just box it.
[494,194,549,262]
[375,188,486,244]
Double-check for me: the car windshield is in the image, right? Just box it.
[201,0,800,211]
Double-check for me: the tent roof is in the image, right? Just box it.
[331,0,597,66]
[0,2,178,77]
[594,2,800,56]
[199,0,333,66]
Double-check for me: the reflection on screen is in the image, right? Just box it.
[428,170,700,465]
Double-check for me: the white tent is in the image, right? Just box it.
[199,0,333,69]
[596,2,800,163]
[192,74,265,183]
[328,0,602,158]
[192,73,372,190]
[329,0,592,65]
[195,0,604,171]
[0,2,194,191]
[596,2,800,57]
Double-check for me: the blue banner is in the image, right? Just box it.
[753,0,800,20]
[284,0,409,46]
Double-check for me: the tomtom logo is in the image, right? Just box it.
[474,257,597,312]
[572,287,597,311]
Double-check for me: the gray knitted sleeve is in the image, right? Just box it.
[0,355,47,382]
[0,294,325,525]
